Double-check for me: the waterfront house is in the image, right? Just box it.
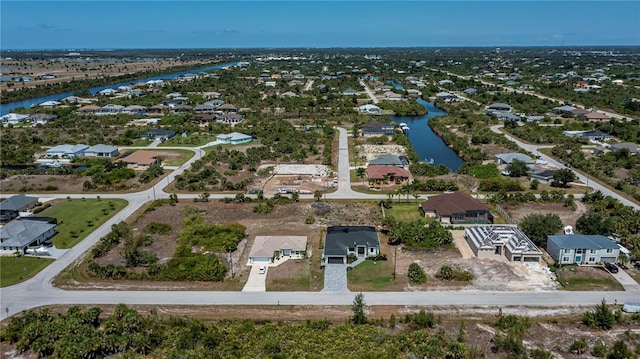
[1,113,30,124]
[84,144,119,158]
[495,153,535,166]
[366,165,410,183]
[369,154,404,167]
[358,104,381,115]
[98,88,118,96]
[46,144,89,158]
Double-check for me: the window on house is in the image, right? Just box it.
[562,257,570,262]
[370,248,375,253]
[564,249,571,253]
[590,249,596,254]
[588,257,595,262]
[576,249,583,254]
[348,247,355,252]
[606,249,613,253]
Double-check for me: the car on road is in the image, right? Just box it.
[604,262,618,273]
[258,266,266,275]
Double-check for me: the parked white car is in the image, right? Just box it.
[258,266,266,275]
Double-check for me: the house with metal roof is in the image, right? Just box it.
[0,194,38,223]
[358,104,381,115]
[465,225,541,262]
[1,113,30,124]
[487,103,512,112]
[547,234,620,265]
[495,153,535,165]
[0,218,57,256]
[141,129,176,141]
[490,111,521,121]
[463,88,477,95]
[46,144,90,158]
[552,105,577,114]
[84,144,119,158]
[435,92,458,102]
[323,226,380,265]
[611,142,640,155]
[216,132,252,145]
[39,100,60,107]
[248,236,307,264]
[361,121,394,136]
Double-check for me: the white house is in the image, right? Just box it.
[0,218,57,256]
[46,144,89,158]
[547,234,620,265]
[98,88,118,96]
[248,236,307,264]
[216,132,252,145]
[84,144,119,158]
[38,100,61,107]
[358,104,381,114]
[465,225,542,262]
[1,113,30,124]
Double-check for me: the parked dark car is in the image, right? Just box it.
[604,262,619,273]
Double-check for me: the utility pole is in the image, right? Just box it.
[393,246,397,280]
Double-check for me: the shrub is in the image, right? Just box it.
[367,253,387,261]
[436,265,473,281]
[583,299,616,330]
[145,222,172,235]
[304,215,315,224]
[408,263,427,284]
[406,309,436,329]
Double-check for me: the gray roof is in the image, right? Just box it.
[369,154,403,166]
[611,142,640,154]
[0,194,38,212]
[487,103,511,110]
[495,153,534,164]
[547,234,618,250]
[86,144,118,153]
[249,236,307,257]
[552,105,577,112]
[0,219,56,248]
[324,226,379,256]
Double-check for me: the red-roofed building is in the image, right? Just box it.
[580,112,611,122]
[420,192,493,224]
[367,165,410,183]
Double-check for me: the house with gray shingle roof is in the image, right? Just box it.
[0,194,38,223]
[421,192,493,224]
[369,154,404,167]
[495,153,534,165]
[84,144,119,158]
[547,234,619,265]
[0,218,57,256]
[248,236,307,264]
[323,226,380,265]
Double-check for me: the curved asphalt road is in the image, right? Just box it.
[1,128,638,320]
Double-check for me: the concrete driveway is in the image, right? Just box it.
[611,268,640,291]
[321,264,349,292]
[242,265,267,292]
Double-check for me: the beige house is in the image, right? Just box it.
[248,236,307,264]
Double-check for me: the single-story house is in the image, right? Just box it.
[438,80,454,85]
[30,113,58,125]
[552,105,577,114]
[46,144,89,158]
[323,226,380,264]
[217,103,239,113]
[216,113,245,125]
[0,217,57,256]
[435,92,458,102]
[580,130,613,142]
[530,170,556,183]
[421,192,493,224]
[117,150,159,169]
[487,103,512,112]
[358,104,381,115]
[141,129,176,141]
[77,105,101,113]
[122,105,147,114]
[39,100,60,107]
[98,88,118,96]
[526,115,545,122]
[84,144,119,158]
[367,165,410,183]
[0,194,38,223]
[610,142,640,155]
[490,111,521,121]
[465,225,542,262]
[1,113,30,124]
[361,121,394,136]
[570,108,591,116]
[166,92,183,99]
[281,91,298,98]
[99,104,125,114]
[204,99,226,108]
[147,104,168,113]
[384,91,403,100]
[579,112,611,122]
[495,153,534,165]
[463,88,477,95]
[369,153,404,167]
[194,104,217,113]
[216,132,253,145]
[547,234,620,265]
[191,114,215,127]
[248,236,307,264]
[342,89,358,95]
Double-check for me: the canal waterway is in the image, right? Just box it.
[0,62,240,116]
[386,98,464,172]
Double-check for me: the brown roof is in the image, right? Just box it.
[367,165,410,180]
[570,108,590,115]
[582,112,610,120]
[420,192,489,216]
[118,150,158,166]
[218,103,239,111]
[78,105,100,112]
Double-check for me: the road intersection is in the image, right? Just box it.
[1,126,639,320]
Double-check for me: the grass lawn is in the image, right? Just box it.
[555,266,625,291]
[160,134,217,147]
[385,204,422,222]
[42,198,128,249]
[130,139,151,147]
[1,256,55,287]
[347,259,396,291]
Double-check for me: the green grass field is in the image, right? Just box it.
[1,256,55,287]
[42,198,128,248]
[156,149,194,166]
[385,204,422,222]
[347,259,396,290]
[160,134,217,147]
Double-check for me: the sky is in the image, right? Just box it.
[1,1,639,49]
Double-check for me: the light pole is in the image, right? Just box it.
[393,246,397,280]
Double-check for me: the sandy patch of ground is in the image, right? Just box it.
[503,201,588,229]
[358,144,407,161]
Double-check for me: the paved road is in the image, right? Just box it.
[359,80,379,104]
[490,124,639,211]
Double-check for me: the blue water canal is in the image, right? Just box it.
[0,62,240,116]
[386,98,464,172]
